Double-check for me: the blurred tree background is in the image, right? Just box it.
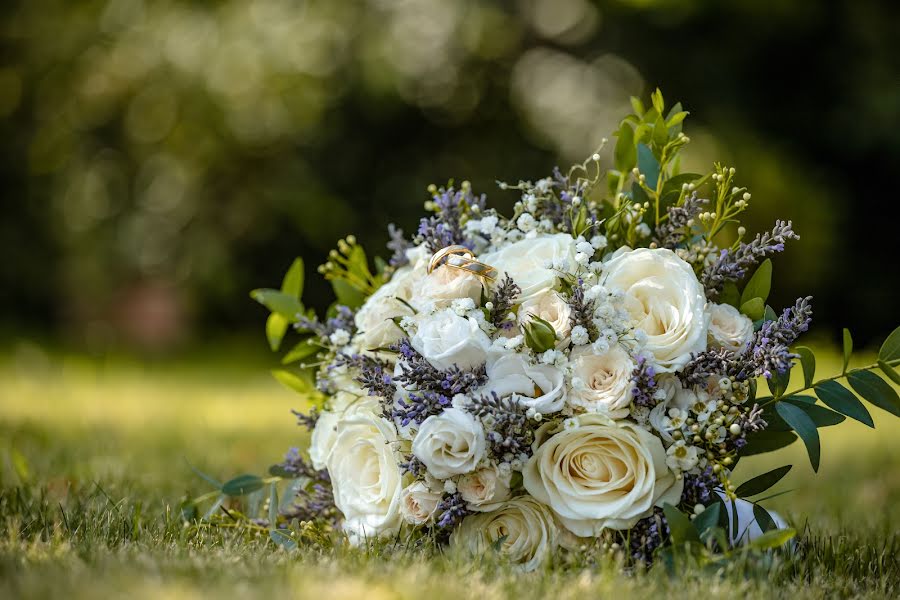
[0,0,897,354]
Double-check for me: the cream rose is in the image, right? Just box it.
[411,309,491,370]
[309,392,380,470]
[483,353,566,414]
[480,234,575,303]
[450,495,559,571]
[567,345,635,418]
[354,263,424,350]
[326,412,403,541]
[523,414,683,535]
[400,481,442,525]
[412,408,487,479]
[519,291,572,346]
[412,264,484,312]
[707,302,754,354]
[458,466,512,510]
[601,247,708,372]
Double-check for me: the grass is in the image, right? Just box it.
[1,345,899,599]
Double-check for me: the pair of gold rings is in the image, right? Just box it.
[427,245,498,282]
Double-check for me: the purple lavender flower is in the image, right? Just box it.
[291,406,320,431]
[466,392,534,461]
[414,185,486,253]
[630,356,657,408]
[435,492,469,529]
[297,305,357,343]
[332,352,396,400]
[703,220,799,298]
[387,223,412,267]
[566,280,598,341]
[623,508,670,564]
[486,275,521,329]
[654,193,707,249]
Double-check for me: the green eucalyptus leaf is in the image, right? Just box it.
[752,504,777,533]
[741,259,772,306]
[814,380,874,427]
[767,369,790,398]
[784,397,845,428]
[879,326,900,362]
[222,474,264,497]
[271,369,314,396]
[741,431,797,456]
[637,143,660,189]
[282,258,305,298]
[796,346,816,388]
[269,529,298,551]
[692,503,721,540]
[268,482,278,525]
[748,527,796,550]
[652,115,668,149]
[281,339,322,365]
[740,297,765,321]
[614,123,636,172]
[847,370,900,417]
[331,278,366,310]
[250,289,304,321]
[735,465,792,498]
[879,360,900,385]
[719,282,740,308]
[651,88,665,114]
[842,328,853,373]
[775,401,820,471]
[266,314,289,352]
[662,503,700,546]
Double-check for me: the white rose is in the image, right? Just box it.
[458,466,512,510]
[412,408,487,479]
[326,412,403,541]
[480,234,575,303]
[567,345,635,418]
[483,353,566,414]
[412,264,484,312]
[411,309,491,370]
[309,392,380,470]
[519,291,572,346]
[523,414,683,535]
[354,263,424,350]
[450,495,559,572]
[707,302,754,354]
[400,481,442,525]
[601,247,708,372]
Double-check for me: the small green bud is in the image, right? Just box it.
[523,315,557,353]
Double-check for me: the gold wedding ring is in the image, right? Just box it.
[428,245,498,282]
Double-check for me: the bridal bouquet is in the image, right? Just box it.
[196,91,900,570]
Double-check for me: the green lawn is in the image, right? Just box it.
[1,347,898,599]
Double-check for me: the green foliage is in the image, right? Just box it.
[741,259,773,307]
[735,465,792,498]
[740,297,765,322]
[842,328,853,374]
[879,326,900,363]
[222,474,265,497]
[847,371,900,417]
[775,401,821,471]
[265,259,305,352]
[796,346,816,388]
[814,380,874,427]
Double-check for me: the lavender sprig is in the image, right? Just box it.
[486,275,521,329]
[566,280,598,341]
[703,220,799,298]
[435,492,469,529]
[414,185,485,253]
[466,392,534,462]
[387,223,412,267]
[291,406,320,431]
[745,296,813,379]
[654,193,707,249]
[297,305,356,342]
[630,356,657,408]
[623,508,670,564]
[332,352,396,399]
